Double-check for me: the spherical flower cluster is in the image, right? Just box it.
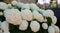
[32,10,44,22]
[42,23,48,29]
[30,3,40,10]
[48,26,55,33]
[21,4,30,9]
[52,25,59,33]
[30,21,40,32]
[19,20,28,30]
[43,9,54,17]
[4,9,22,25]
[0,2,8,10]
[11,0,18,6]
[1,21,9,31]
[21,9,32,21]
[7,4,12,9]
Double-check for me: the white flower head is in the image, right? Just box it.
[43,9,54,17]
[4,9,22,25]
[21,4,30,9]
[7,4,12,9]
[21,9,32,21]
[30,3,39,10]
[19,20,28,30]
[42,23,48,29]
[1,21,9,31]
[38,9,45,14]
[11,0,18,6]
[51,16,57,24]
[0,2,8,10]
[52,25,59,33]
[30,21,40,32]
[17,2,24,8]
[48,26,55,33]
[32,10,44,22]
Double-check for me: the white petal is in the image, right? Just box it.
[19,20,28,30]
[4,9,22,25]
[21,9,32,21]
[42,23,48,29]
[11,0,18,6]
[30,21,40,32]
[0,2,8,10]
[48,26,55,33]
[30,4,39,10]
[1,21,9,31]
[32,10,44,22]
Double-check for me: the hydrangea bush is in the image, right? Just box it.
[0,0,59,33]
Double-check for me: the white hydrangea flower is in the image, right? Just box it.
[0,12,3,15]
[43,9,54,17]
[0,2,8,10]
[7,4,12,9]
[21,9,32,21]
[48,26,55,33]
[30,4,40,10]
[42,23,48,29]
[11,0,18,6]
[4,9,22,25]
[4,31,10,33]
[30,21,40,32]
[1,21,9,31]
[52,25,59,33]
[38,9,45,14]
[21,4,30,9]
[19,20,28,30]
[32,10,44,22]
[17,2,24,8]
[51,16,57,24]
